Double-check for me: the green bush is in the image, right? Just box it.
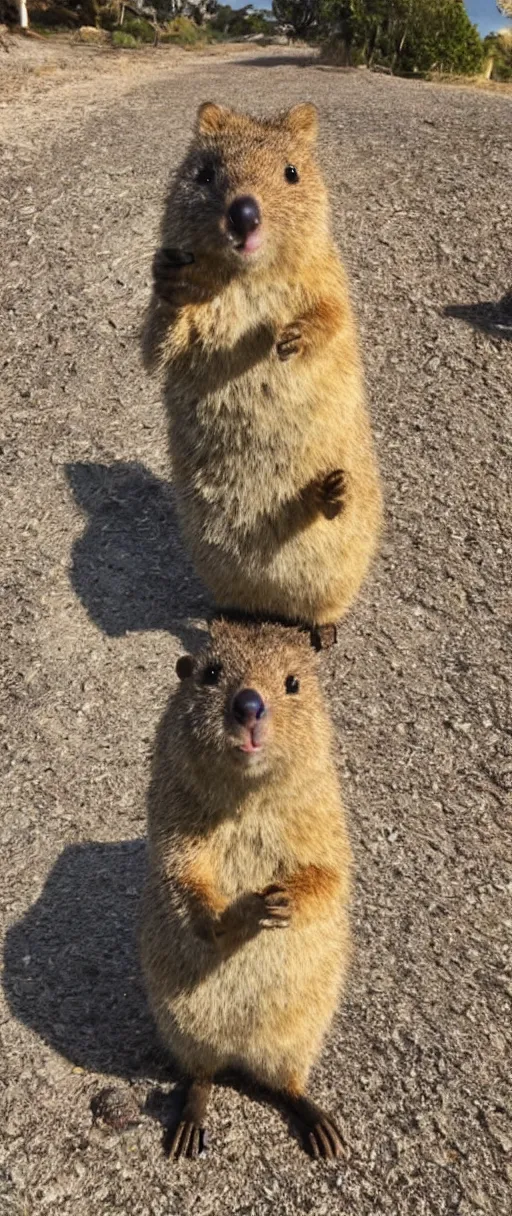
[484,32,512,81]
[121,13,155,42]
[112,29,138,47]
[314,0,484,77]
[96,2,118,31]
[211,4,274,38]
[273,0,317,39]
[320,35,364,65]
[160,15,203,44]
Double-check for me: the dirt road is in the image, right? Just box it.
[1,42,511,1216]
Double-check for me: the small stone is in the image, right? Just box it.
[91,1086,141,1131]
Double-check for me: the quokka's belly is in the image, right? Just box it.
[174,461,377,625]
[167,365,379,624]
[167,916,345,1068]
[179,509,345,622]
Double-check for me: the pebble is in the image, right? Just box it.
[91,1086,141,1131]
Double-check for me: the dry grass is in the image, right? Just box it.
[429,69,512,93]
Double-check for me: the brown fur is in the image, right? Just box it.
[142,103,382,628]
[139,618,352,1110]
[285,863,341,922]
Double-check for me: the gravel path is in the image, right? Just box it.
[1,43,511,1216]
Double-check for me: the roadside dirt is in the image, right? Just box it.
[0,41,511,1216]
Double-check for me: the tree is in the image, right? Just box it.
[496,0,512,19]
[320,0,484,74]
[0,0,28,30]
[321,0,366,60]
[211,4,273,35]
[484,29,512,79]
[272,0,319,39]
[398,0,483,74]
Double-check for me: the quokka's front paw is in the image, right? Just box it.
[152,247,204,308]
[256,883,292,929]
[276,322,304,361]
[213,886,291,943]
[313,469,346,520]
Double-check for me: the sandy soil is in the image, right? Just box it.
[0,39,511,1216]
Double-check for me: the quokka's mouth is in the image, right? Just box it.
[226,227,264,258]
[231,724,268,765]
[235,228,263,256]
[238,727,264,754]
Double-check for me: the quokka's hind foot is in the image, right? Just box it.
[286,1091,345,1160]
[165,1079,212,1161]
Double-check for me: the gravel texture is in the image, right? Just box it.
[1,42,511,1216]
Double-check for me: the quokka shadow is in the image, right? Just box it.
[65,461,211,647]
[3,839,169,1080]
[3,836,336,1152]
[444,290,512,342]
[231,54,313,69]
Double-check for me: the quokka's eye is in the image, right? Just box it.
[285,675,300,694]
[285,165,299,184]
[202,661,222,686]
[196,163,216,186]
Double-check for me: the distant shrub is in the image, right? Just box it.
[112,29,138,47]
[160,15,203,44]
[77,24,109,41]
[121,13,155,42]
[484,31,512,81]
[320,36,365,66]
[211,4,275,38]
[302,0,484,77]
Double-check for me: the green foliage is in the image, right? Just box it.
[160,14,204,43]
[112,28,138,45]
[28,0,103,27]
[403,0,483,74]
[245,9,274,34]
[318,0,484,75]
[272,0,318,38]
[484,30,512,79]
[120,13,155,41]
[26,3,83,27]
[210,4,243,34]
[211,4,274,38]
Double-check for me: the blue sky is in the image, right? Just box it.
[233,0,512,37]
[464,0,511,34]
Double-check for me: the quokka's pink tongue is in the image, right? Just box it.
[242,228,263,255]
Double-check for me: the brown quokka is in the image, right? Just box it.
[142,102,382,633]
[140,617,352,1160]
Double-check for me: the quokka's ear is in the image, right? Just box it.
[196,102,233,137]
[282,103,318,145]
[176,654,195,681]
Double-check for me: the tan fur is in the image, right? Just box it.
[142,104,382,628]
[140,619,352,1096]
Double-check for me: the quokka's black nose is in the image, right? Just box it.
[232,688,266,725]
[227,196,261,239]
